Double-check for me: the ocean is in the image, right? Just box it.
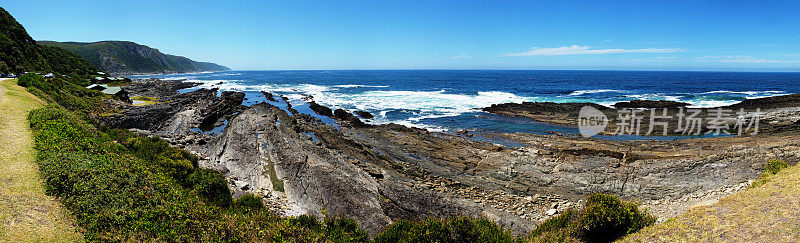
[134,70,800,142]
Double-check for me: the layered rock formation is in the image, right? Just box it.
[102,79,800,236]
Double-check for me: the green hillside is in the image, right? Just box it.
[0,7,97,75]
[39,41,230,74]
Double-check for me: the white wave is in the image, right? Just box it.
[189,80,332,94]
[703,90,786,96]
[311,90,534,117]
[568,89,624,96]
[306,89,536,129]
[211,73,243,76]
[687,100,740,108]
[161,76,196,81]
[703,90,761,95]
[183,79,536,130]
[174,78,794,129]
[332,84,390,88]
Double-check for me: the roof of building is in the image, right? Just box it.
[86,84,123,95]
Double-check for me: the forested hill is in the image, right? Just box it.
[0,7,97,74]
[39,41,230,74]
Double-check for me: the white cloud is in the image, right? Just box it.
[450,53,470,59]
[505,45,682,56]
[698,55,799,64]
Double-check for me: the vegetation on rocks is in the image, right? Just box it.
[375,217,520,243]
[528,193,656,243]
[751,159,789,188]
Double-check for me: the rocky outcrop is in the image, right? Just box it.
[354,110,374,119]
[725,93,800,110]
[188,102,539,235]
[102,81,245,137]
[483,97,800,136]
[483,102,611,127]
[261,91,277,102]
[334,108,368,127]
[308,101,333,117]
[123,79,200,98]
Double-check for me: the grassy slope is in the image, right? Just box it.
[621,164,800,242]
[0,79,83,242]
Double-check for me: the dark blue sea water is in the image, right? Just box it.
[135,70,800,143]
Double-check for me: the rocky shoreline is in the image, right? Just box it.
[483,96,800,135]
[99,78,800,235]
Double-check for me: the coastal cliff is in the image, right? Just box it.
[39,41,230,74]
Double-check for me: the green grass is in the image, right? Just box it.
[265,157,285,192]
[131,96,160,106]
[0,79,83,242]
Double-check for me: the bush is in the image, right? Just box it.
[529,209,576,239]
[375,216,520,243]
[233,194,265,210]
[577,193,656,242]
[752,159,790,188]
[528,193,656,243]
[17,73,47,87]
[188,168,233,207]
[764,159,788,175]
[20,75,105,112]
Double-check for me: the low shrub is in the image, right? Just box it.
[752,159,790,188]
[764,159,788,175]
[375,216,520,243]
[577,193,656,242]
[17,73,44,87]
[528,193,656,243]
[233,194,265,210]
[188,168,233,208]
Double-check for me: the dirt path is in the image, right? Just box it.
[621,162,800,242]
[0,79,83,242]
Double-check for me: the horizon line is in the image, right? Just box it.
[222,68,800,73]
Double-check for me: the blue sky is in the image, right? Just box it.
[3,0,799,71]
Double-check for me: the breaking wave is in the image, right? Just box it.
[164,77,792,130]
